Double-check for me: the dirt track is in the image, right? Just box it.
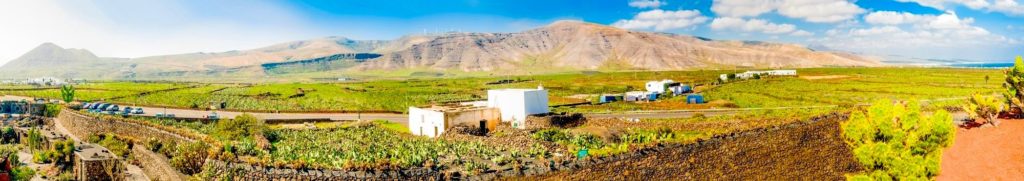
[938,119,1024,181]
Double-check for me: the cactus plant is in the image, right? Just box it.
[60,85,75,103]
[1002,55,1024,114]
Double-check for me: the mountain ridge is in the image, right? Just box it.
[1,21,883,80]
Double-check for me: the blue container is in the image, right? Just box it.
[648,93,658,101]
[687,94,705,104]
[680,85,693,93]
[599,95,618,103]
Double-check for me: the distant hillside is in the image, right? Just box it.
[0,21,882,80]
[359,21,880,72]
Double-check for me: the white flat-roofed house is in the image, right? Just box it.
[645,79,680,94]
[720,70,798,81]
[408,105,501,138]
[486,88,549,129]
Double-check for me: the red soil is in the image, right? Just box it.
[937,119,1024,181]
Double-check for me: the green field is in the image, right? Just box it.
[1,68,1001,113]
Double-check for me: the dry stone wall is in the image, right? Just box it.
[132,145,188,181]
[526,113,862,180]
[57,109,194,144]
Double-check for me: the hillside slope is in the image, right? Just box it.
[358,21,880,71]
[0,21,881,80]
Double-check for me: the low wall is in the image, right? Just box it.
[57,109,194,145]
[526,113,862,180]
[200,160,446,180]
[131,146,188,181]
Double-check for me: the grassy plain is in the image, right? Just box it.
[1,68,1001,113]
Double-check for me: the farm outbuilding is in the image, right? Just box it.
[408,105,501,138]
[599,95,621,103]
[720,70,798,81]
[668,85,692,95]
[625,91,657,102]
[487,88,549,129]
[686,94,705,104]
[646,79,681,94]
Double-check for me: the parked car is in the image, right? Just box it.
[82,103,91,109]
[132,108,144,114]
[122,107,133,114]
[97,104,110,111]
[207,112,219,120]
[107,105,119,112]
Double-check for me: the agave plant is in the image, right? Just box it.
[963,94,1005,126]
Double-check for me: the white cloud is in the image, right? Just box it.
[711,0,778,17]
[711,0,865,23]
[628,0,666,9]
[791,30,815,36]
[612,9,709,31]
[777,0,865,23]
[709,17,801,34]
[864,11,936,25]
[897,0,1024,16]
[814,11,1018,60]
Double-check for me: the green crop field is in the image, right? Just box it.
[1,68,1002,113]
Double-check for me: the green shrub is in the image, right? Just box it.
[44,103,62,117]
[1003,55,1024,113]
[841,99,955,180]
[10,166,35,181]
[531,129,569,142]
[212,114,265,141]
[170,142,210,175]
[963,94,1004,126]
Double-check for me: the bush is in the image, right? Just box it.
[11,166,35,181]
[841,99,955,180]
[212,114,265,141]
[1003,55,1024,113]
[962,94,1004,126]
[531,129,569,142]
[170,142,210,175]
[44,104,62,117]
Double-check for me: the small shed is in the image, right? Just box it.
[625,91,658,102]
[408,105,501,138]
[646,79,681,94]
[686,94,705,104]
[599,95,621,103]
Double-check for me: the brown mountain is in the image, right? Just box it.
[0,21,880,80]
[357,21,880,71]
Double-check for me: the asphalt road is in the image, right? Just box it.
[6,94,839,124]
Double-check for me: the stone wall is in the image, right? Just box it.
[200,160,447,180]
[132,145,188,181]
[526,113,862,180]
[57,109,194,144]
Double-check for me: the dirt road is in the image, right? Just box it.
[937,119,1024,181]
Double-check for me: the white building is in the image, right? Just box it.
[645,79,680,94]
[408,105,501,138]
[624,91,654,102]
[720,70,797,81]
[487,88,549,129]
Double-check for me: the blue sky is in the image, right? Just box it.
[1,0,1022,65]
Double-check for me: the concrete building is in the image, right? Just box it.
[408,105,501,138]
[487,88,549,129]
[73,144,123,181]
[624,91,656,102]
[645,80,681,94]
[720,70,798,81]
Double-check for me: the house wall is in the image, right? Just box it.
[408,107,445,138]
[445,108,500,131]
[487,89,549,129]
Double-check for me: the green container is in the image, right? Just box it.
[577,148,589,160]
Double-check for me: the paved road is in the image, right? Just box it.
[2,95,409,124]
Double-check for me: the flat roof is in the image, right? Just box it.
[74,144,116,161]
[488,88,546,92]
[414,104,496,113]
